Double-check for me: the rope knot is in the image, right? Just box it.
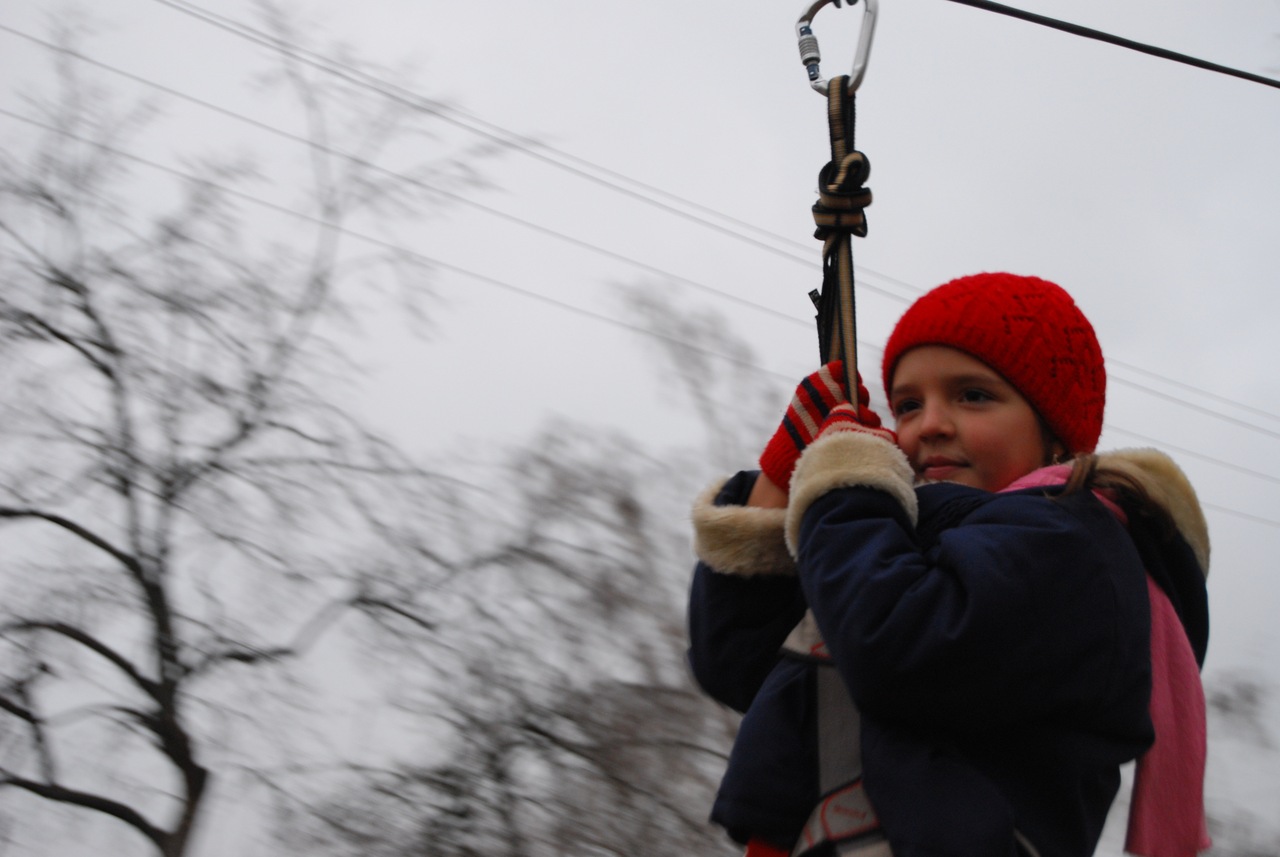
[812,150,872,240]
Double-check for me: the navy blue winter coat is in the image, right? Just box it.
[687,441,1209,857]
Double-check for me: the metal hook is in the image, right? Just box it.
[796,0,878,94]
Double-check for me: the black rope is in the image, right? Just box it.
[943,0,1280,91]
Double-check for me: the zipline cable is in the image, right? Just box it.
[943,0,1280,90]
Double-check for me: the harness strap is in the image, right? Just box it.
[791,778,888,857]
[817,663,861,795]
[781,641,888,857]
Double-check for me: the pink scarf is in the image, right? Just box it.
[1004,466,1210,857]
[1127,578,1211,856]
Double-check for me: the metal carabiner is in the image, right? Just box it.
[796,0,878,95]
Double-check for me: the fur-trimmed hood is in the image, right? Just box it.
[1093,448,1209,578]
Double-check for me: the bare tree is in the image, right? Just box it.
[0,12,494,856]
[277,421,742,857]
[264,279,811,856]
[621,280,785,474]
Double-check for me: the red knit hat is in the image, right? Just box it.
[881,272,1106,454]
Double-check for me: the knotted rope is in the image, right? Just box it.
[810,75,871,398]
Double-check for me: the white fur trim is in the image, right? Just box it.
[691,479,796,576]
[1097,448,1211,577]
[785,431,917,556]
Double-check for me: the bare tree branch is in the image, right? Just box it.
[351,595,437,633]
[0,506,140,573]
[189,595,354,675]
[1,620,156,698]
[1,773,166,850]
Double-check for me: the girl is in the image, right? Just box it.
[688,273,1210,857]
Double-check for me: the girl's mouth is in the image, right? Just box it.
[920,457,965,481]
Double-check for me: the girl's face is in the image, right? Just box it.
[889,346,1059,492]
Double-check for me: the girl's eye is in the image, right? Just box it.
[892,399,921,417]
[960,388,994,404]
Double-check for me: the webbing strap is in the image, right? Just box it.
[782,658,886,857]
[817,664,861,794]
[791,777,887,857]
[811,74,871,400]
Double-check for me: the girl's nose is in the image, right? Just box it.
[918,400,954,439]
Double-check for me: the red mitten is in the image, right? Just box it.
[760,361,880,491]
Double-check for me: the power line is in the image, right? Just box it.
[145,0,832,272]
[0,22,823,330]
[7,104,1280,534]
[148,0,823,258]
[6,105,1280,523]
[1109,357,1280,426]
[943,0,1280,91]
[111,7,1280,438]
[1104,425,1280,488]
[0,18,930,324]
[0,106,798,386]
[1110,377,1280,443]
[5,20,1280,449]
[5,19,1280,535]
[1201,502,1280,530]
[141,0,935,310]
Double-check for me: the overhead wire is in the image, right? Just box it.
[1103,425,1280,488]
[145,0,828,272]
[139,7,1280,421]
[1109,358,1280,427]
[0,105,799,387]
[0,22,822,329]
[1109,377,1280,443]
[10,20,1279,445]
[4,12,1280,526]
[5,103,1280,532]
[144,0,935,308]
[110,8,1280,442]
[942,0,1280,91]
[147,0,825,257]
[1201,504,1280,530]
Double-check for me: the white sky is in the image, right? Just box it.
[3,0,1280,851]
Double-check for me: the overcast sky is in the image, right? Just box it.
[3,0,1279,850]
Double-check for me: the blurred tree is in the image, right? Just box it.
[275,423,741,856]
[0,8,494,856]
[1201,674,1280,857]
[269,280,782,856]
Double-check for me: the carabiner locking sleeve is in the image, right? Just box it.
[796,0,878,94]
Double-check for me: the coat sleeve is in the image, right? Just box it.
[686,471,808,713]
[798,486,1152,736]
[787,436,1152,734]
